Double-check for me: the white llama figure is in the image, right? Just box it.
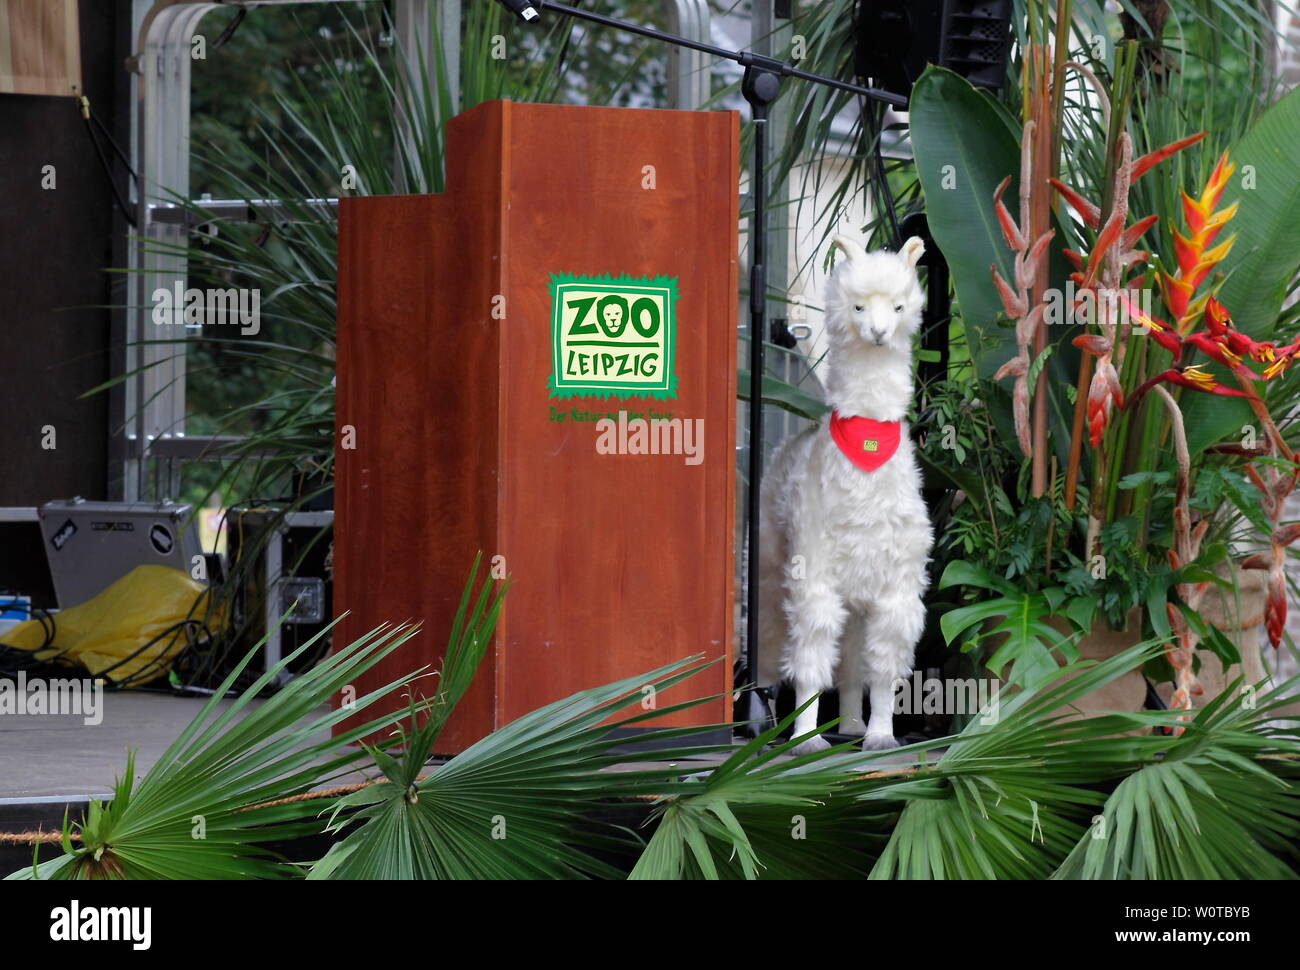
[757,233,934,753]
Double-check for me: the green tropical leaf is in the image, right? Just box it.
[737,369,829,423]
[1053,676,1300,879]
[7,620,433,880]
[938,559,1018,595]
[867,645,1172,880]
[628,697,895,880]
[310,655,735,879]
[909,67,1022,380]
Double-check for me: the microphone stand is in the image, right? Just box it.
[502,0,907,735]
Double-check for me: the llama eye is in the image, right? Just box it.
[854,304,864,312]
[894,304,904,312]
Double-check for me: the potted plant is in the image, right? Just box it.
[909,19,1300,723]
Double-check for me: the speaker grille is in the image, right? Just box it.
[940,0,1013,88]
[856,0,1012,98]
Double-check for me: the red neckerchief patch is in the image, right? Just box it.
[829,410,901,473]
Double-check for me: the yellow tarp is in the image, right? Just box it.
[0,564,224,685]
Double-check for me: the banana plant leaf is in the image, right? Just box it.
[737,368,829,423]
[908,66,1082,474]
[909,66,1023,383]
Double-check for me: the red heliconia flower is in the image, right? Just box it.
[1072,334,1111,357]
[1131,365,1251,404]
[1198,298,1271,365]
[1263,344,1300,381]
[1223,330,1271,364]
[1084,356,1124,447]
[1131,132,1208,181]
[1272,522,1300,546]
[1048,132,1205,233]
[1115,291,1182,357]
[1071,333,1123,445]
[1048,178,1100,228]
[1160,153,1239,332]
[1203,296,1231,335]
[1183,331,1233,366]
[987,124,1054,461]
[1183,332,1265,379]
[992,175,1027,250]
[1266,568,1287,648]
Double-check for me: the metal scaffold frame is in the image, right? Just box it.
[122,0,712,500]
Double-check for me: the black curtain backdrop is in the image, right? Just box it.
[0,0,131,506]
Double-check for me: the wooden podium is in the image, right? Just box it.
[333,101,738,752]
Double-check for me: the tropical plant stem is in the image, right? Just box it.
[1114,336,1151,520]
[1029,43,1054,498]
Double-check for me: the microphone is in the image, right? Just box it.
[496,0,540,22]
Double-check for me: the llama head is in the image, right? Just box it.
[825,234,925,354]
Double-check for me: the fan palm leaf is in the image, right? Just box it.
[865,643,1183,879]
[1053,674,1300,879]
[309,653,738,879]
[627,702,899,880]
[7,618,436,880]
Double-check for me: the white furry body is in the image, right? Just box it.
[756,235,934,752]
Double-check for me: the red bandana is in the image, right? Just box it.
[829,410,901,473]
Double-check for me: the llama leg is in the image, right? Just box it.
[862,592,926,750]
[836,614,866,736]
[784,579,847,756]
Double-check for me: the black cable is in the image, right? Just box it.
[90,618,213,687]
[87,106,139,188]
[860,95,901,249]
[0,598,56,651]
[0,609,75,678]
[0,586,217,689]
[105,569,220,689]
[212,6,248,50]
[110,619,215,688]
[76,95,137,228]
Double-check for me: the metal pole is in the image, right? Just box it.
[743,74,777,722]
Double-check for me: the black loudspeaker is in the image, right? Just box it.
[855,0,1013,98]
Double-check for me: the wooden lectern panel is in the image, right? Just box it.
[335,100,738,752]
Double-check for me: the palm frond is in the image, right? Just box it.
[310,655,736,879]
[866,644,1174,879]
[6,619,435,880]
[1053,674,1300,879]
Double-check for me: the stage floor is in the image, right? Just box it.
[0,689,925,848]
[0,690,374,801]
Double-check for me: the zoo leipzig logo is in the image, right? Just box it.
[548,273,678,401]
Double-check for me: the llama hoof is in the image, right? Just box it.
[789,735,832,756]
[862,732,899,751]
[838,718,867,737]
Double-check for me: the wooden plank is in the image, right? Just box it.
[335,101,736,751]
[0,0,81,97]
[336,102,509,750]
[497,103,737,727]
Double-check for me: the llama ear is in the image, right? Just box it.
[831,234,868,265]
[900,235,925,268]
